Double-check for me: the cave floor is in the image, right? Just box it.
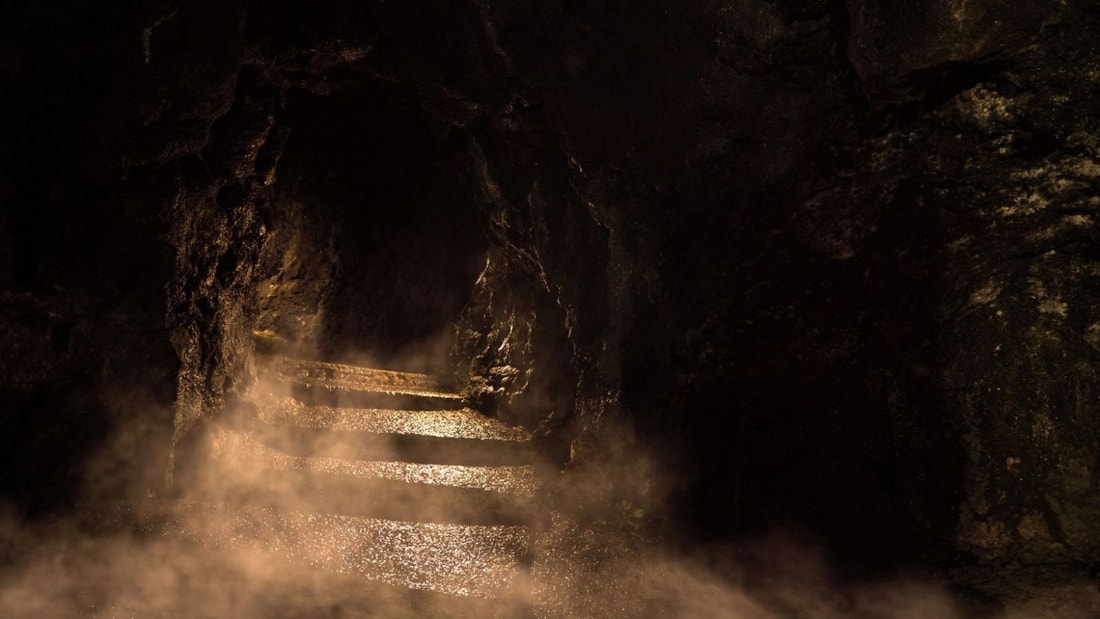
[71,355,542,616]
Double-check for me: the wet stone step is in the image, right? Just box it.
[251,395,531,443]
[225,430,543,499]
[191,472,534,525]
[244,421,535,466]
[82,500,532,600]
[189,442,534,524]
[275,382,466,411]
[239,439,538,497]
[260,355,463,401]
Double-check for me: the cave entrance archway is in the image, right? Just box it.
[255,84,486,373]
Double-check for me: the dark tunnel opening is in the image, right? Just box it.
[255,84,488,371]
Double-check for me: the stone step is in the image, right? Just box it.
[237,437,538,496]
[271,380,467,411]
[251,395,530,442]
[260,356,464,409]
[84,500,533,601]
[182,433,534,524]
[199,468,533,526]
[242,419,534,466]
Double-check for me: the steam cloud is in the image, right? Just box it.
[0,337,1096,618]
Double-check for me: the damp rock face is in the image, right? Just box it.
[838,0,1100,584]
[2,0,1100,604]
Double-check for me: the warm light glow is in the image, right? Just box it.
[265,355,463,400]
[253,395,530,442]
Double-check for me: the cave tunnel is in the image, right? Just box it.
[253,82,488,370]
[2,0,1100,617]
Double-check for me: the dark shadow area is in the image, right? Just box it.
[625,179,965,578]
[256,85,487,370]
[0,207,179,516]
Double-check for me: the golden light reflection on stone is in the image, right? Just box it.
[99,500,530,598]
[237,436,538,496]
[253,395,531,442]
[152,358,541,602]
[263,356,463,400]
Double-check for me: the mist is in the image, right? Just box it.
[1,352,1096,619]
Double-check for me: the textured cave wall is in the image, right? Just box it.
[3,0,1100,600]
[444,0,1100,587]
[0,1,288,503]
[838,0,1100,582]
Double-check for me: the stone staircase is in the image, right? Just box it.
[88,354,539,616]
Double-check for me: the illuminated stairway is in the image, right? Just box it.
[195,355,538,599]
[91,355,539,615]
